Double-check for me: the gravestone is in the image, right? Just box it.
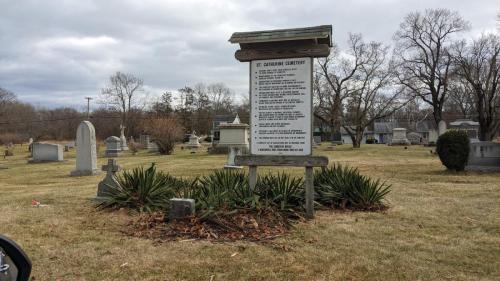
[313,136,322,145]
[465,141,500,172]
[28,138,34,156]
[149,141,159,152]
[169,198,195,220]
[390,128,410,145]
[140,134,153,149]
[407,132,422,145]
[105,136,121,157]
[120,125,128,151]
[66,141,75,148]
[186,131,201,149]
[71,121,99,176]
[438,120,447,136]
[29,143,63,162]
[96,159,121,201]
[219,115,249,169]
[331,131,342,145]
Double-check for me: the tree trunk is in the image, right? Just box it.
[352,128,364,148]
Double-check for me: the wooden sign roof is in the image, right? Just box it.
[229,25,332,46]
[229,25,332,61]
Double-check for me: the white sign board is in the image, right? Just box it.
[250,57,312,155]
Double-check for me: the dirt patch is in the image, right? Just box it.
[123,209,294,242]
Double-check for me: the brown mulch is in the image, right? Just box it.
[123,209,295,242]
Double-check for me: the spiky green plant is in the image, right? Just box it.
[256,172,304,215]
[98,163,179,212]
[195,169,259,218]
[314,164,391,210]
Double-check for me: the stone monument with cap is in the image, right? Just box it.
[219,114,249,169]
[105,136,122,157]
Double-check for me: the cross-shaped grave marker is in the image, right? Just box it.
[95,159,121,201]
[102,159,120,175]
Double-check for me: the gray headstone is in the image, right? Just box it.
[390,128,411,145]
[169,198,195,220]
[105,136,121,157]
[438,120,447,136]
[140,134,152,149]
[96,159,121,200]
[466,141,500,172]
[71,121,99,176]
[29,143,63,162]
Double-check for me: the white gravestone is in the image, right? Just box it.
[251,57,312,155]
[186,131,201,149]
[390,128,410,145]
[120,125,128,151]
[30,143,63,162]
[105,136,121,157]
[219,115,249,169]
[438,120,447,136]
[71,121,99,176]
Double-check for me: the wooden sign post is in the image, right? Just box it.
[229,25,332,219]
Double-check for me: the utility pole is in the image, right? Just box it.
[85,97,93,119]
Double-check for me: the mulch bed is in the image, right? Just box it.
[123,209,295,242]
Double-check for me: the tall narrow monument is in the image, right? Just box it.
[120,124,129,151]
[71,121,99,176]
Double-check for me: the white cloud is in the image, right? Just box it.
[0,0,497,108]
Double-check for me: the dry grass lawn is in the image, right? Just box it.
[0,143,499,281]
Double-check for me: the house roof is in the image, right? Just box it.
[449,119,479,127]
[213,115,234,123]
[374,122,397,134]
[415,120,437,132]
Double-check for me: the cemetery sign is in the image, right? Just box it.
[251,57,312,155]
[230,25,332,219]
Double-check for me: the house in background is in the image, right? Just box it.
[373,122,397,144]
[415,120,438,144]
[211,115,235,143]
[340,127,370,145]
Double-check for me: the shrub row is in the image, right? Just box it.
[98,164,391,218]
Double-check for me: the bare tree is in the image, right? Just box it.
[341,38,408,148]
[0,87,16,117]
[453,34,500,141]
[315,34,368,141]
[394,9,469,126]
[100,72,144,133]
[207,82,233,115]
[446,76,475,119]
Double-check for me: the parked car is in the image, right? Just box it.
[0,235,32,281]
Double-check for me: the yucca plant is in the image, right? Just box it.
[98,163,177,212]
[256,172,304,216]
[196,169,259,218]
[314,164,391,210]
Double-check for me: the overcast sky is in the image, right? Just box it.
[0,0,498,110]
